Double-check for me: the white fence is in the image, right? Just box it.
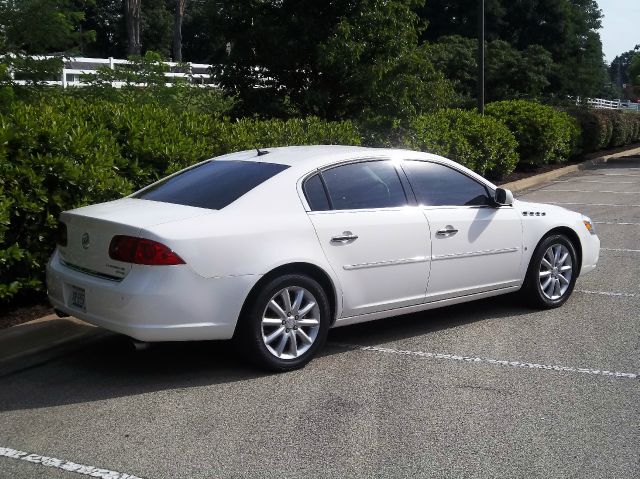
[7,55,216,88]
[576,97,640,111]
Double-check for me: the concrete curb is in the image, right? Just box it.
[500,145,640,193]
[0,315,111,376]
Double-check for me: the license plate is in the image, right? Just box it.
[70,285,86,311]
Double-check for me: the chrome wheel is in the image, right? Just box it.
[261,287,321,360]
[539,244,573,300]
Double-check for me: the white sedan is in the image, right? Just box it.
[47,146,600,371]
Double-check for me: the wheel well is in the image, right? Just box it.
[542,227,583,276]
[235,262,339,336]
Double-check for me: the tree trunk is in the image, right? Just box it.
[173,0,186,61]
[125,0,142,56]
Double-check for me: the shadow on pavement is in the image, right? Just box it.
[0,294,534,412]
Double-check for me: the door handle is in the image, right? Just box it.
[331,231,359,243]
[436,226,458,237]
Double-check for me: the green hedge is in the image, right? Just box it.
[485,100,580,166]
[568,109,640,153]
[407,109,519,179]
[0,97,360,302]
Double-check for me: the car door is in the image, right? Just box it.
[401,160,523,302]
[303,160,432,318]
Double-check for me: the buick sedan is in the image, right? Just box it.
[47,146,600,371]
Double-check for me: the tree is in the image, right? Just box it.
[212,0,455,124]
[0,0,95,54]
[173,0,186,61]
[416,0,607,98]
[629,53,640,87]
[429,35,553,104]
[609,47,640,87]
[125,0,142,55]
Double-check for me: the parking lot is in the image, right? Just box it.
[1,158,638,479]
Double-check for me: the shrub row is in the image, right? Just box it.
[407,109,519,178]
[568,108,640,152]
[485,100,581,167]
[0,97,360,301]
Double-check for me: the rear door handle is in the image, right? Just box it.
[331,232,359,243]
[436,226,458,237]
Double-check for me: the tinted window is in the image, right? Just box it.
[403,161,491,206]
[303,174,331,211]
[322,161,407,210]
[134,160,289,210]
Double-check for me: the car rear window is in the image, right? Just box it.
[133,160,290,210]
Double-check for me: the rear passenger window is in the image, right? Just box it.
[402,161,491,206]
[322,161,407,210]
[303,174,331,211]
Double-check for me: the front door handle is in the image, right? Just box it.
[436,226,458,237]
[331,231,359,243]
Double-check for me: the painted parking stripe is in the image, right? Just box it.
[600,247,640,253]
[575,289,637,298]
[332,343,638,380]
[553,180,640,184]
[594,221,640,225]
[547,202,640,207]
[0,446,144,479]
[539,189,640,194]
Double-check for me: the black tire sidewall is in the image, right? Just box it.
[526,234,578,309]
[241,274,331,372]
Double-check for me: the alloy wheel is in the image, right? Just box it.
[538,244,573,300]
[261,287,321,359]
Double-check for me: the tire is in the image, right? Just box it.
[237,274,330,372]
[522,234,578,309]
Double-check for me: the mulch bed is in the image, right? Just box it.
[0,301,53,330]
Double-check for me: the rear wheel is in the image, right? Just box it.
[522,234,578,309]
[238,274,330,372]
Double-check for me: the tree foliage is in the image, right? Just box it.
[417,0,607,98]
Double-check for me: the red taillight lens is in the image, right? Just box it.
[108,235,185,265]
[56,221,68,247]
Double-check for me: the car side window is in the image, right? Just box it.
[303,174,331,211]
[402,160,491,206]
[321,161,407,210]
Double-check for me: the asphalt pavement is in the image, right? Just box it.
[1,158,639,479]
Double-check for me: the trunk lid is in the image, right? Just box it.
[58,198,212,280]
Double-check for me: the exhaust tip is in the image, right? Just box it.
[54,308,70,318]
[131,340,150,352]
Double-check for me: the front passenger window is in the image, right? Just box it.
[402,161,491,206]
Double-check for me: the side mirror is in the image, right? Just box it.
[494,187,514,206]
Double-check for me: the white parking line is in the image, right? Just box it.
[540,189,639,194]
[553,180,639,184]
[0,446,144,479]
[547,202,640,207]
[600,247,640,253]
[575,289,637,298]
[332,344,638,380]
[594,221,640,225]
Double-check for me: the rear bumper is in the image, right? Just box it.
[46,250,258,341]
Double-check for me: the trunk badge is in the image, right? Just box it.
[81,232,90,250]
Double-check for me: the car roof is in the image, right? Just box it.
[208,145,497,190]
[212,145,429,170]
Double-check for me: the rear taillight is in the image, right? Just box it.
[56,221,68,247]
[108,235,185,265]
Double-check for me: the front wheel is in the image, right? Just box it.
[237,274,330,372]
[522,234,578,309]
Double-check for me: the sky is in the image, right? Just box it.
[598,0,640,63]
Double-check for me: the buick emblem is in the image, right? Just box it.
[81,232,90,250]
